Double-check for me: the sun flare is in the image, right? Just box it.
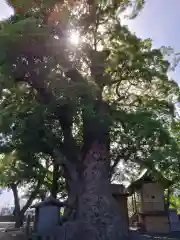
[69,30,80,45]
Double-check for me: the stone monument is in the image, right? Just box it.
[31,196,64,235]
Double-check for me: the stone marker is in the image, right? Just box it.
[31,196,65,235]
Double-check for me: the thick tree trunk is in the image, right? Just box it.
[59,142,125,240]
[76,142,124,239]
[50,101,124,238]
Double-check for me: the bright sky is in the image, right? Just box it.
[0,0,13,20]
[0,0,180,206]
[126,0,180,83]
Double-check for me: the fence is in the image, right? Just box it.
[0,216,15,222]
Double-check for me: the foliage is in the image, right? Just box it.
[0,0,179,194]
[169,194,180,213]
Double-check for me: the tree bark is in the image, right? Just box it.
[14,213,24,228]
[75,141,124,240]
[57,142,125,240]
[51,161,59,198]
[11,183,24,228]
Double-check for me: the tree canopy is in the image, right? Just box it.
[0,0,179,238]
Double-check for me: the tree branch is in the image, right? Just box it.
[21,180,42,214]
[52,149,78,181]
[52,148,79,220]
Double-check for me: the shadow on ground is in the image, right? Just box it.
[129,230,180,239]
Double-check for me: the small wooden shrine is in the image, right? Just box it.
[128,170,171,233]
[111,184,129,236]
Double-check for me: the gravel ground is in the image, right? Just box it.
[129,231,180,239]
[0,230,26,240]
[0,227,179,240]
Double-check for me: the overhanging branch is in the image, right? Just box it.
[21,179,42,214]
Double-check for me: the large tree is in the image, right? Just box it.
[0,0,180,239]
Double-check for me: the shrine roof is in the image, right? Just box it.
[128,169,172,194]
